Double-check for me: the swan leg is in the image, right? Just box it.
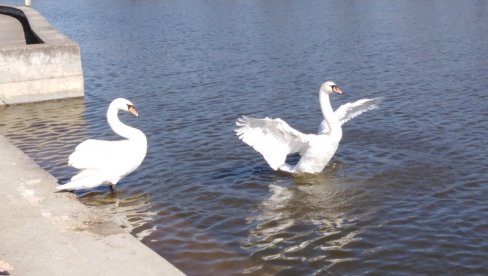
[110,184,116,193]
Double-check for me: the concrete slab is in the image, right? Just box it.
[0,135,185,276]
[0,14,25,47]
[0,5,84,105]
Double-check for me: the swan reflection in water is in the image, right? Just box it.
[243,164,378,273]
[78,189,157,240]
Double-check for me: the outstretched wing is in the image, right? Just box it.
[335,97,383,125]
[235,116,310,170]
[318,97,383,134]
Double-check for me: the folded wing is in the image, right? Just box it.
[68,139,133,170]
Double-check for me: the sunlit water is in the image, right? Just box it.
[1,0,487,274]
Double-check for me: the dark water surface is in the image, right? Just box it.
[2,0,488,274]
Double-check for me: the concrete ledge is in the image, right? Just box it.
[0,5,84,105]
[0,135,185,275]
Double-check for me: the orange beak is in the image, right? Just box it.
[128,106,139,117]
[333,86,342,94]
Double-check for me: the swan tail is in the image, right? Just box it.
[56,170,108,191]
[70,168,99,181]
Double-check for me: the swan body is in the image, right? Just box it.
[235,81,381,174]
[57,98,147,191]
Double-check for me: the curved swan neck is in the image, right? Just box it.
[107,105,144,140]
[320,92,341,137]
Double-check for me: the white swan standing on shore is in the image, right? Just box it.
[235,81,382,174]
[57,98,147,192]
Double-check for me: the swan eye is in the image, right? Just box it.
[127,104,135,110]
[331,85,337,89]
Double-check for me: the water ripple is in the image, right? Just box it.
[2,0,488,274]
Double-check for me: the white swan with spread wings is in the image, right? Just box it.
[57,98,147,192]
[235,81,381,174]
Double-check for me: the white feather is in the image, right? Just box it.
[57,98,147,191]
[235,116,309,170]
[318,97,383,134]
[236,82,382,174]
